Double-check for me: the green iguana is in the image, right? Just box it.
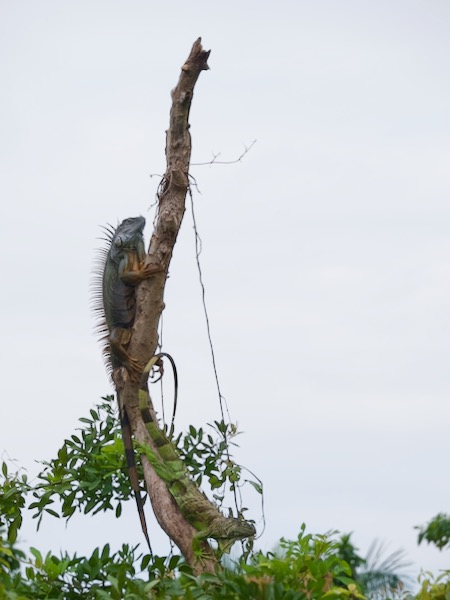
[137,359,256,553]
[94,216,255,554]
[93,216,162,552]
[95,216,162,381]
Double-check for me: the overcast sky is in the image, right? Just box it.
[1,0,450,581]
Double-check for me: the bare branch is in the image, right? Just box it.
[115,38,217,573]
[191,139,257,166]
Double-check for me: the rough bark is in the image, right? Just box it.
[114,39,216,573]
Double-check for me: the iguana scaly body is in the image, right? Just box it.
[96,216,162,381]
[94,216,162,552]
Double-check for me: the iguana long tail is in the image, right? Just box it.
[120,406,152,553]
[120,352,178,552]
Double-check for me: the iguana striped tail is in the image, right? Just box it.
[120,406,152,553]
[120,352,178,554]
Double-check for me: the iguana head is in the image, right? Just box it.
[109,216,146,264]
[212,518,256,554]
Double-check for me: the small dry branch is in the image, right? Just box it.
[191,139,257,166]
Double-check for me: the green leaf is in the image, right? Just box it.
[30,547,43,568]
[8,521,18,544]
[101,544,111,559]
[247,480,263,495]
[168,555,181,571]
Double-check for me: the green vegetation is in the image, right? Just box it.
[0,400,448,598]
[0,516,363,600]
[417,515,450,552]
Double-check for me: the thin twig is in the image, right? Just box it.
[191,139,257,166]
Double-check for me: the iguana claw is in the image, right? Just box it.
[126,356,144,382]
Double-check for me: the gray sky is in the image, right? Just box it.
[1,0,450,579]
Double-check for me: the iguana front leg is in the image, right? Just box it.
[120,261,162,286]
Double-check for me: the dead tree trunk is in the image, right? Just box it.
[114,39,217,572]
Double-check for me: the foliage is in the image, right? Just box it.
[336,534,366,575]
[236,525,364,600]
[335,534,412,600]
[0,398,267,596]
[416,571,450,600]
[0,536,154,600]
[0,399,434,599]
[0,463,27,576]
[176,420,263,507]
[29,397,261,532]
[0,497,365,600]
[357,540,411,600]
[0,462,29,547]
[0,461,357,598]
[29,397,133,527]
[416,514,450,551]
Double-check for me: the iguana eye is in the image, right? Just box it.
[115,236,123,248]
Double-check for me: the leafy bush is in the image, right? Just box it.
[1,460,361,598]
[28,397,261,533]
[416,514,450,551]
[416,571,450,600]
[0,510,364,599]
[0,399,431,599]
[336,534,411,599]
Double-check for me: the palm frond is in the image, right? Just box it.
[357,539,413,600]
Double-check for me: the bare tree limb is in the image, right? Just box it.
[114,38,217,572]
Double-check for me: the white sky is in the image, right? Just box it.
[1,0,450,581]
